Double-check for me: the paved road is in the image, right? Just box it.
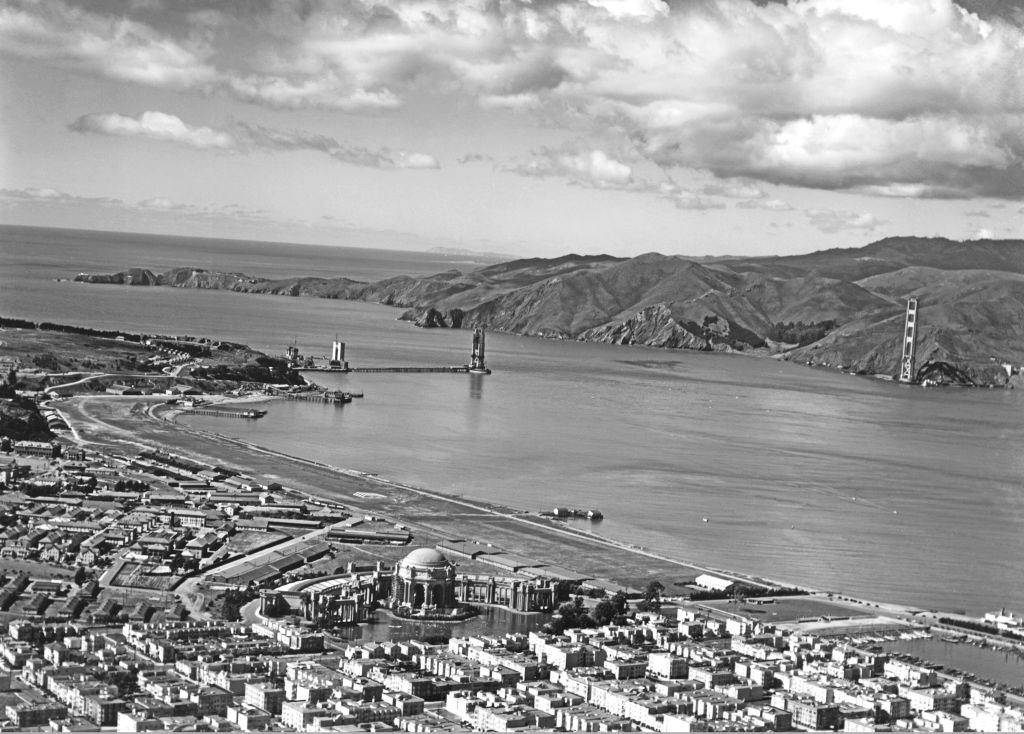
[43,371,164,393]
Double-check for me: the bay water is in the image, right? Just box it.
[3,225,1023,616]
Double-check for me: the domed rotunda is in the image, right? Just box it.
[390,547,459,615]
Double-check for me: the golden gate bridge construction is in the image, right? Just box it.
[286,326,492,377]
[898,295,919,385]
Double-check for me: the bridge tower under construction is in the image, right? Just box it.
[898,296,919,384]
[470,327,487,373]
[330,340,349,371]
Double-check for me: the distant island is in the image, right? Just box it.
[74,236,1024,386]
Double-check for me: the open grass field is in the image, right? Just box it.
[0,326,154,374]
[696,595,876,622]
[110,562,178,590]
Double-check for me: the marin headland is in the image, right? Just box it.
[4,0,1024,732]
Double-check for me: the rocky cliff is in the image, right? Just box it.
[74,237,1024,385]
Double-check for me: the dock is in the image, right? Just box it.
[181,407,266,419]
[280,390,359,404]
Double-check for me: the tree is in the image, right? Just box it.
[220,587,257,621]
[610,591,629,616]
[553,580,573,602]
[637,580,664,613]
[593,599,617,626]
[551,596,595,633]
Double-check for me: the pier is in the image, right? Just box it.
[290,327,491,376]
[181,407,266,419]
[280,390,358,404]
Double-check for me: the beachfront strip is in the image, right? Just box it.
[0,616,1021,732]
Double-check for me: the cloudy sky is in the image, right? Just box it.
[2,0,1024,257]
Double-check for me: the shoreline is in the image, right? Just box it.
[49,389,1020,641]
[162,403,806,593]
[67,392,817,596]
[150,396,945,628]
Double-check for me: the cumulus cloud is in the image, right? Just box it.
[972,227,995,239]
[0,1,216,88]
[69,111,440,170]
[0,187,122,206]
[806,208,887,233]
[736,198,794,211]
[508,145,634,188]
[69,112,234,149]
[10,0,1024,197]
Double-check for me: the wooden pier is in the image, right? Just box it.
[181,407,266,419]
[280,390,359,404]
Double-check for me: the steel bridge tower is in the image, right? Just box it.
[470,327,487,372]
[330,339,349,370]
[898,296,919,384]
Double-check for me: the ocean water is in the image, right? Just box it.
[2,225,1023,616]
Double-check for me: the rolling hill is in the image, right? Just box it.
[74,236,1024,385]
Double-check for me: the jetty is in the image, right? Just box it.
[181,407,266,419]
[280,390,359,405]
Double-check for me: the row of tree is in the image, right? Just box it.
[549,580,665,633]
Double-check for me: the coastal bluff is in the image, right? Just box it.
[75,237,1024,385]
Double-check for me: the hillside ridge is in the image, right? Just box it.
[74,237,1024,385]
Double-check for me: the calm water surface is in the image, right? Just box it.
[332,607,548,644]
[3,226,1023,616]
[882,638,1024,688]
